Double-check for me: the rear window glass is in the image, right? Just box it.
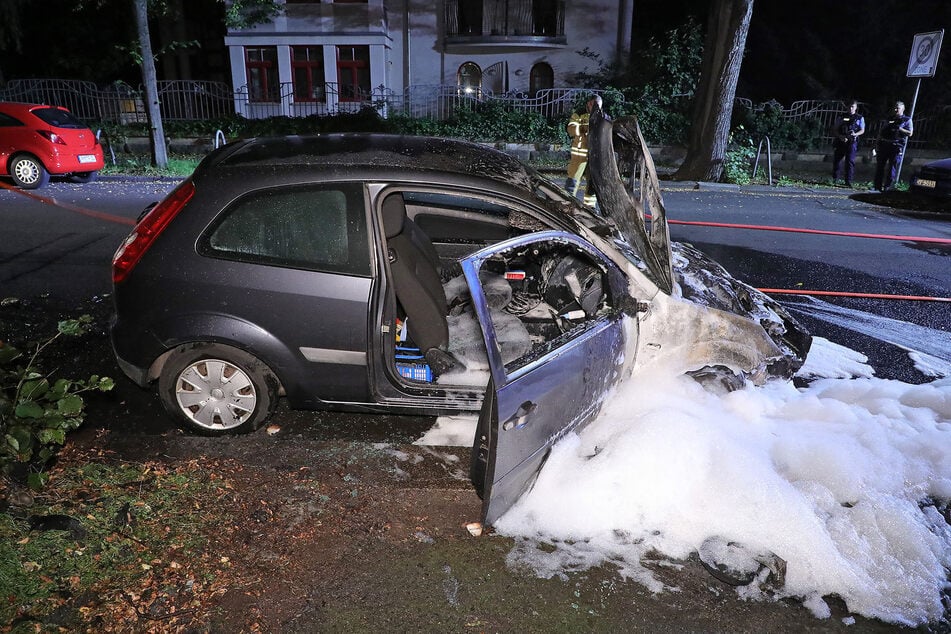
[31,107,86,129]
[202,183,371,276]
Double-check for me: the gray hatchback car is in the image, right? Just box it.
[111,113,809,524]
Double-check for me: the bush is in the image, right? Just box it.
[723,126,757,185]
[98,104,565,147]
[732,102,824,151]
[0,316,113,489]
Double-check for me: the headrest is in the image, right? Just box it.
[381,194,406,239]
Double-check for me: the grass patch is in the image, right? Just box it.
[0,442,244,631]
[100,154,201,178]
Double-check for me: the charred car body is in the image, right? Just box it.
[111,111,810,524]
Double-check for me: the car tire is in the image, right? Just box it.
[70,171,98,184]
[158,343,279,436]
[10,154,50,189]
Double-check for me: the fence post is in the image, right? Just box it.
[97,129,116,166]
[752,137,773,186]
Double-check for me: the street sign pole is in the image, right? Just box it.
[896,30,943,186]
[895,77,921,185]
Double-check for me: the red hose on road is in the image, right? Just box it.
[5,180,949,301]
[757,288,951,303]
[668,219,951,245]
[0,180,136,226]
[665,216,951,301]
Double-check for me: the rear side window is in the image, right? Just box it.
[0,113,25,127]
[31,107,85,129]
[201,183,371,276]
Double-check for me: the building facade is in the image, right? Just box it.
[224,0,633,118]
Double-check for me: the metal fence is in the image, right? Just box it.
[0,78,605,124]
[230,83,606,121]
[738,98,951,150]
[1,78,947,149]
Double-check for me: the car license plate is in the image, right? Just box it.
[78,154,97,164]
[916,178,936,188]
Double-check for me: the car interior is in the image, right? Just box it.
[381,190,614,390]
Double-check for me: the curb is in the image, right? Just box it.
[98,175,184,183]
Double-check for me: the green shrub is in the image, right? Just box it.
[723,126,757,185]
[429,102,562,144]
[0,316,114,489]
[732,102,824,151]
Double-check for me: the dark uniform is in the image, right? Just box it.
[831,108,864,186]
[874,105,913,192]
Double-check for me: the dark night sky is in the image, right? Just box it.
[634,0,951,112]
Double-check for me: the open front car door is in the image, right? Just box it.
[463,231,632,526]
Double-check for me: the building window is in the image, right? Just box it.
[457,62,481,96]
[532,0,558,35]
[292,46,325,102]
[245,46,279,103]
[529,62,553,96]
[336,45,370,102]
[458,0,483,35]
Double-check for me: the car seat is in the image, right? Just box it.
[382,193,460,375]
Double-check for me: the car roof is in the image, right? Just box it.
[0,102,59,113]
[199,133,538,191]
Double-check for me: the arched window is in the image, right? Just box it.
[457,62,482,96]
[529,63,553,96]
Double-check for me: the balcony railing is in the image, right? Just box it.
[444,0,566,46]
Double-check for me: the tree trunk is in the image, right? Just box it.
[673,0,754,182]
[133,0,168,169]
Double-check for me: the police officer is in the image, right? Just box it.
[831,100,864,187]
[565,94,601,201]
[873,101,913,192]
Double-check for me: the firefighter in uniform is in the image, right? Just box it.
[565,94,601,206]
[874,101,913,192]
[831,100,864,187]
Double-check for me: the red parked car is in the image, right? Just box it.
[0,102,104,189]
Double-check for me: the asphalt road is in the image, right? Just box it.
[1,177,948,384]
[0,178,171,302]
[660,183,951,383]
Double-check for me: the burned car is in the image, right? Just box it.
[111,111,810,524]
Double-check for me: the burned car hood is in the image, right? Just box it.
[587,110,674,294]
[584,109,811,380]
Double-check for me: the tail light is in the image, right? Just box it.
[113,180,196,284]
[37,130,66,145]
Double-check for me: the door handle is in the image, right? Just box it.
[502,400,537,431]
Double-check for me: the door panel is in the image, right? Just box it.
[463,231,627,525]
